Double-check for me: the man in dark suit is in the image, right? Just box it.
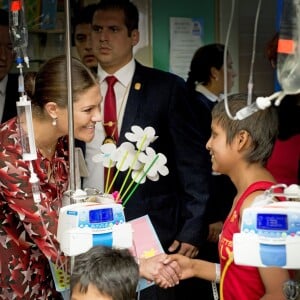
[84,1,210,298]
[0,9,19,123]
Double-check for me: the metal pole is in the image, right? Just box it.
[64,0,76,195]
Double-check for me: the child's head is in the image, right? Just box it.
[209,94,278,166]
[70,246,139,300]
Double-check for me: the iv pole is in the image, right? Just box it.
[64,0,76,195]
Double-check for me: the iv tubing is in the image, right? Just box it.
[219,253,234,300]
[223,0,237,120]
[247,0,262,106]
[222,0,283,120]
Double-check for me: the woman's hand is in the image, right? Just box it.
[163,254,195,280]
[139,253,181,288]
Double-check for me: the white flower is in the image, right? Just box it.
[131,167,147,184]
[92,143,117,168]
[90,126,169,205]
[112,142,142,172]
[125,125,158,151]
[131,147,169,182]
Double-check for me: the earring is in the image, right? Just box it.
[52,118,57,126]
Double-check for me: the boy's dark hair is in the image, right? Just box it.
[94,0,139,36]
[70,246,139,300]
[212,94,278,165]
[0,8,9,26]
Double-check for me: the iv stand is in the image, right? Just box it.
[64,0,76,195]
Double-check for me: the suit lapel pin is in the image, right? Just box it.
[134,82,141,90]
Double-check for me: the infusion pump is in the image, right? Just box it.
[57,202,132,256]
[233,201,300,269]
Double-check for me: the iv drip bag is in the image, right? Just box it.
[277,0,300,94]
[16,96,37,161]
[8,0,29,66]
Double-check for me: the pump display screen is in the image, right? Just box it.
[89,208,113,223]
[257,213,288,230]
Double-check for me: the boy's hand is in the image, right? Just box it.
[139,253,181,288]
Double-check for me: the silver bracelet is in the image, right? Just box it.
[211,281,219,300]
[215,263,221,283]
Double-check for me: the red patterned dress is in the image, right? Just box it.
[0,118,69,299]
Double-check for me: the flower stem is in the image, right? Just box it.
[122,154,159,207]
[104,159,113,193]
[119,167,142,201]
[107,151,128,194]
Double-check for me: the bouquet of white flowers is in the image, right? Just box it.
[92,126,169,206]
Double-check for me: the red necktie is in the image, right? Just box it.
[103,76,118,144]
[103,76,118,192]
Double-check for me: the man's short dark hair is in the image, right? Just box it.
[94,0,139,35]
[72,4,97,45]
[73,4,97,28]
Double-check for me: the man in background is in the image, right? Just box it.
[72,4,98,75]
[72,4,99,160]
[0,8,19,123]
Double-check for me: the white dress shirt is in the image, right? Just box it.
[195,83,220,103]
[83,59,135,190]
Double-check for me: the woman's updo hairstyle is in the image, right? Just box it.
[24,55,98,115]
[186,43,225,90]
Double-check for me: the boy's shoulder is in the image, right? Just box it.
[239,181,276,211]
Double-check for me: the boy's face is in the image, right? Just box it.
[71,283,113,300]
[206,120,235,175]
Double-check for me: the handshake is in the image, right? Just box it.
[139,252,198,289]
